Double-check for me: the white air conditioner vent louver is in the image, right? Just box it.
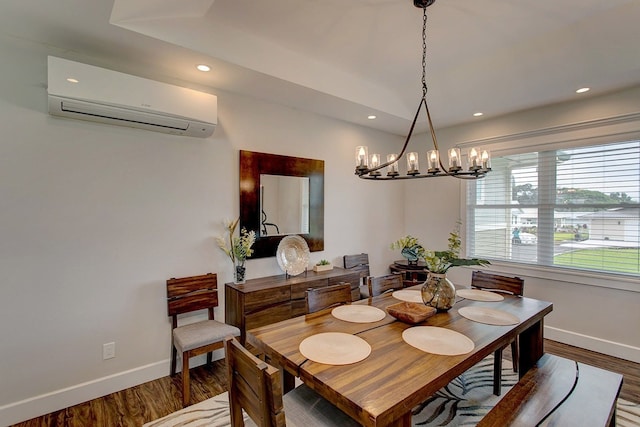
[47,56,217,138]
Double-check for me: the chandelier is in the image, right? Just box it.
[354,0,491,181]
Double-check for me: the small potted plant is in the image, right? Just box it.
[390,235,424,265]
[313,259,333,272]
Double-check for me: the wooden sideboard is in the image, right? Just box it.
[225,267,361,342]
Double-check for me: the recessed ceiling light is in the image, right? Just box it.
[367,115,377,120]
[66,78,79,83]
[473,112,483,117]
[196,64,211,72]
[576,87,590,94]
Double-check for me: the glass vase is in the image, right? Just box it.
[421,272,456,312]
[234,258,246,284]
[401,245,421,265]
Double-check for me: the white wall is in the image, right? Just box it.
[0,36,405,425]
[405,87,640,366]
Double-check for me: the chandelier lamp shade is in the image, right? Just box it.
[354,0,491,181]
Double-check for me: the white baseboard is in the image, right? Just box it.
[545,326,640,364]
[1,350,226,427]
[0,360,169,427]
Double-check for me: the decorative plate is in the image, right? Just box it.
[276,235,310,276]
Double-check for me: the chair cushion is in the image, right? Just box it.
[283,383,360,426]
[173,320,240,353]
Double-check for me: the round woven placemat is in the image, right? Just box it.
[299,332,371,365]
[402,326,474,356]
[392,289,423,303]
[331,305,386,323]
[456,289,504,302]
[458,306,519,325]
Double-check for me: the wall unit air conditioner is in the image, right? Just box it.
[47,56,217,138]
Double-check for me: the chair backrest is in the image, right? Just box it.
[471,270,524,296]
[367,273,404,297]
[305,283,352,314]
[343,253,370,286]
[167,273,218,328]
[225,336,285,427]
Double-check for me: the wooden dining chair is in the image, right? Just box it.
[305,283,352,314]
[167,273,240,406]
[343,253,370,288]
[364,272,404,298]
[225,336,359,426]
[471,270,524,396]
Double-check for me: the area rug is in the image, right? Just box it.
[411,356,517,426]
[144,356,640,426]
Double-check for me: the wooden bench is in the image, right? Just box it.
[478,353,623,427]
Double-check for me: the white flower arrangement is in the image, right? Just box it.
[216,218,256,263]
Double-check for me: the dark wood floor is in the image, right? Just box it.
[12,340,639,427]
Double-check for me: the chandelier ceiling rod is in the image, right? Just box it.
[354,0,491,181]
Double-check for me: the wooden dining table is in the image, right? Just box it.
[246,286,553,427]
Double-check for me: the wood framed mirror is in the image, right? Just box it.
[240,150,324,259]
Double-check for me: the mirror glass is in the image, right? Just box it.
[240,150,324,259]
[260,174,310,236]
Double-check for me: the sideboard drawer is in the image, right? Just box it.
[291,279,328,300]
[291,299,307,318]
[245,286,290,313]
[245,302,292,331]
[328,272,360,288]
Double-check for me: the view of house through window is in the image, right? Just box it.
[466,140,640,276]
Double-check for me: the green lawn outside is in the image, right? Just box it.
[554,248,640,274]
[553,232,590,242]
[554,232,574,242]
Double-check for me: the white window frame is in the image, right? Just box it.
[458,112,640,293]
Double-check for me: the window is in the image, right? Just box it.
[466,140,640,276]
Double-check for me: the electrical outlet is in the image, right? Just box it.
[103,342,116,360]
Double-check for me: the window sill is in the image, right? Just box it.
[466,261,639,293]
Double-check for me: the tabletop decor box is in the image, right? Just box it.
[386,301,436,324]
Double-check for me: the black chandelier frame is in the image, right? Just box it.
[355,0,491,181]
